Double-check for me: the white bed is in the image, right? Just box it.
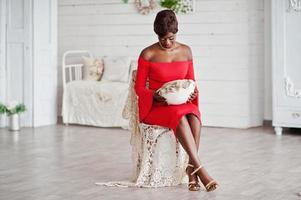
[61,50,135,129]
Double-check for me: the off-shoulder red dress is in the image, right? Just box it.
[134,56,202,137]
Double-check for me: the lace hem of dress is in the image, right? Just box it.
[95,71,189,188]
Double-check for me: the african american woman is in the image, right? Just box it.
[134,9,218,192]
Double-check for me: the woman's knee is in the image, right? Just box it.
[187,114,201,124]
[178,115,188,127]
[187,113,197,120]
[186,114,202,130]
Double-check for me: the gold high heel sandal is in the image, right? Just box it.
[190,165,219,192]
[186,164,201,191]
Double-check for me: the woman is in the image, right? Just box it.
[134,9,218,192]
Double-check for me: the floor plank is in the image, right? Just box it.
[0,125,301,200]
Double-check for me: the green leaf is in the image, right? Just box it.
[160,0,193,14]
[1,103,27,115]
[160,0,179,9]
[0,104,6,114]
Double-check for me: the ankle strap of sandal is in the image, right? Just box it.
[191,165,203,175]
[187,163,194,167]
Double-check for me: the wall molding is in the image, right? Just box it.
[285,76,301,98]
[288,0,301,11]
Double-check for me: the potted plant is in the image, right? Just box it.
[0,101,26,131]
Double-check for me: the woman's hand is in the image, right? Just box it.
[187,87,198,102]
[153,91,167,103]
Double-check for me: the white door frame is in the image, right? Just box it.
[0,0,7,127]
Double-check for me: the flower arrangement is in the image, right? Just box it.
[121,0,194,14]
[159,0,194,14]
[0,101,26,116]
[135,0,157,15]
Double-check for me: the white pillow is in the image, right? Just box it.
[156,79,196,105]
[82,56,104,81]
[102,56,131,82]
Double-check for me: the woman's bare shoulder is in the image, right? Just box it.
[177,42,193,60]
[139,43,157,61]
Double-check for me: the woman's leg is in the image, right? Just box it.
[176,115,216,188]
[186,114,201,150]
[186,114,202,182]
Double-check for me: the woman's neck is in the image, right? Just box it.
[158,41,177,52]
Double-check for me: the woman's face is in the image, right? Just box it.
[158,32,176,49]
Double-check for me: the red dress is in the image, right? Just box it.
[134,56,202,137]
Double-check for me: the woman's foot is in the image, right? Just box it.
[191,165,218,192]
[186,164,201,191]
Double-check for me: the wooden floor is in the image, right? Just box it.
[0,124,301,200]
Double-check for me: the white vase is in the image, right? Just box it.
[9,113,20,131]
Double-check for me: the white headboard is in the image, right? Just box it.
[62,50,92,90]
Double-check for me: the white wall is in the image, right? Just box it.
[32,0,58,126]
[246,1,264,126]
[58,0,265,128]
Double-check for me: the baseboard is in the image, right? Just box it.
[263,120,272,127]
[57,116,63,124]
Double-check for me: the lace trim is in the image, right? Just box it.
[96,71,189,188]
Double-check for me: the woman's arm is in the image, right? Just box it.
[185,46,199,107]
[134,52,154,121]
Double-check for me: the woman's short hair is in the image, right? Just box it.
[154,9,178,37]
